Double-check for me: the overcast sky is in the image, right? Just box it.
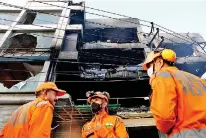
[1,0,206,40]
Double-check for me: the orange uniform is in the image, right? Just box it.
[0,97,54,138]
[82,111,129,138]
[150,66,206,138]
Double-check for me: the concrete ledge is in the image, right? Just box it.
[123,118,155,127]
[0,93,71,105]
[58,51,78,60]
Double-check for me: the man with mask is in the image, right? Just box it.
[0,82,66,138]
[142,48,206,138]
[82,91,129,138]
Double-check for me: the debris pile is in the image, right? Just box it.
[117,105,152,119]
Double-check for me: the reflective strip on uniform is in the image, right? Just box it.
[9,102,33,126]
[171,129,206,138]
[36,101,48,107]
[173,71,206,96]
[156,71,172,78]
[156,70,206,96]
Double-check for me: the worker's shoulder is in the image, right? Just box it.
[36,101,53,108]
[152,67,178,79]
[107,115,123,123]
[82,121,91,130]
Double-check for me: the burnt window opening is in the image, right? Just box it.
[55,48,150,107]
[3,32,54,52]
[5,34,37,52]
[0,62,44,89]
[84,28,139,43]
[21,12,37,24]
[69,11,85,26]
[21,11,61,24]
[161,43,194,57]
[68,1,84,6]
[176,62,206,77]
[78,48,145,65]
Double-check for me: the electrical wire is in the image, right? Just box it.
[0,68,82,74]
[35,1,206,55]
[36,1,150,39]
[0,55,138,66]
[0,12,193,48]
[84,4,205,46]
[186,33,206,53]
[1,1,204,48]
[1,1,201,50]
[0,23,205,61]
[1,52,205,67]
[84,5,150,24]
[0,17,148,53]
[0,79,141,83]
[1,1,181,48]
[0,2,205,58]
[0,18,147,59]
[0,1,147,42]
[38,1,203,45]
[0,13,204,57]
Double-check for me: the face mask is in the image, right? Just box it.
[147,66,154,77]
[91,102,102,113]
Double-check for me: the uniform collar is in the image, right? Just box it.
[160,66,178,72]
[93,111,108,122]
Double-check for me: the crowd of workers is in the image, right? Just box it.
[0,48,206,138]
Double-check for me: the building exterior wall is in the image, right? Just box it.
[0,1,84,135]
[0,0,205,138]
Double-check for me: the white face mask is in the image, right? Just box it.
[147,66,154,77]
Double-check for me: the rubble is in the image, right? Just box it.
[117,105,152,119]
[118,105,150,112]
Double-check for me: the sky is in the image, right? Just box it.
[1,0,206,40]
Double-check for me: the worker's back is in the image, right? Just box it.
[0,97,53,138]
[161,67,206,137]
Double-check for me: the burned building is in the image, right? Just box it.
[0,0,205,138]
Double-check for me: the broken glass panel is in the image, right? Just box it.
[28,32,54,48]
[3,32,54,50]
[0,12,19,25]
[0,62,45,92]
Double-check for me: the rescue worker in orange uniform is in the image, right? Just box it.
[142,48,206,138]
[82,91,129,138]
[0,82,66,138]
